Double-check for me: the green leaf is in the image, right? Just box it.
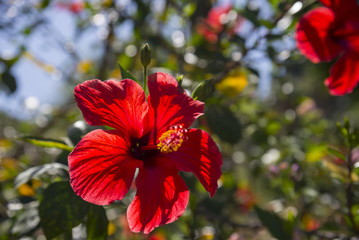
[327,147,346,161]
[254,206,295,240]
[183,3,196,17]
[39,181,89,239]
[56,150,71,165]
[40,0,50,8]
[205,104,241,144]
[20,136,74,152]
[1,70,17,93]
[259,20,275,29]
[86,205,109,240]
[14,163,69,188]
[269,0,281,8]
[192,78,215,102]
[117,62,139,84]
[246,67,259,76]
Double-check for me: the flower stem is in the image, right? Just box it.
[143,66,148,95]
[345,147,357,234]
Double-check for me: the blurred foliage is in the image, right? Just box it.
[2,0,359,239]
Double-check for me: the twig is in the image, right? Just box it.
[346,146,358,234]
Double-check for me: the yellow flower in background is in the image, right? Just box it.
[0,157,19,181]
[17,179,42,197]
[107,221,116,236]
[109,68,121,79]
[77,60,93,74]
[216,68,247,97]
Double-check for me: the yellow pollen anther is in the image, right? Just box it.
[157,125,187,153]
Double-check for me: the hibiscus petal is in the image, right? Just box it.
[320,0,359,21]
[319,0,331,7]
[168,129,222,197]
[127,159,189,234]
[333,20,359,54]
[340,34,359,54]
[318,0,359,54]
[296,7,342,63]
[147,72,204,140]
[69,129,142,205]
[324,53,359,95]
[74,79,148,138]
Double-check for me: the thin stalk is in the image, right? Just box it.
[345,147,358,234]
[143,66,148,95]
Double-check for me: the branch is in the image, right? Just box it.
[346,146,358,234]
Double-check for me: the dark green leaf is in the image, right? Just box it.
[86,205,109,240]
[192,78,215,102]
[67,124,85,146]
[117,62,139,83]
[55,150,70,165]
[39,181,89,239]
[20,136,74,152]
[246,67,259,76]
[266,33,284,41]
[205,104,241,144]
[240,6,260,27]
[1,55,21,67]
[1,71,17,93]
[259,20,275,29]
[254,206,295,240]
[14,163,69,188]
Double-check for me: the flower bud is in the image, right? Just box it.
[176,74,183,86]
[140,43,151,67]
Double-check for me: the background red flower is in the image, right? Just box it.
[197,5,244,43]
[295,0,359,95]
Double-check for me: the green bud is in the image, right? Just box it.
[140,43,151,67]
[176,74,183,86]
[192,78,215,102]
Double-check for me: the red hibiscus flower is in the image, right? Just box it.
[295,0,359,95]
[68,72,222,234]
[197,5,244,43]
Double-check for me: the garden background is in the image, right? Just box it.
[1,0,359,239]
